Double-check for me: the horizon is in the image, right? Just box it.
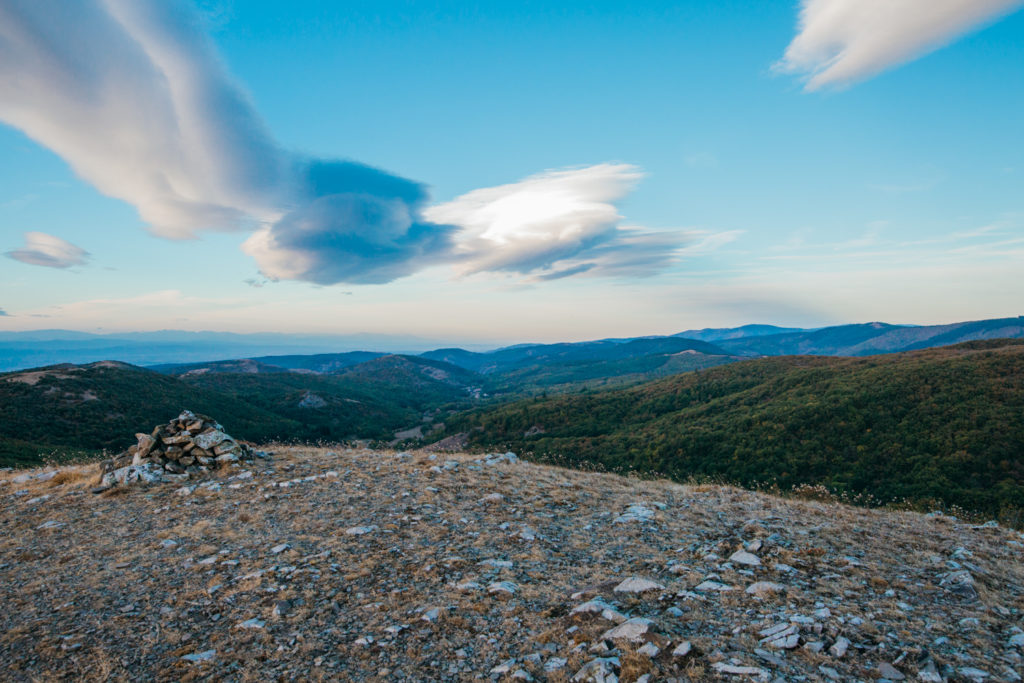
[2,1,1023,338]
[2,313,1019,343]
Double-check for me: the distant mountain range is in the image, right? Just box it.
[707,317,1024,356]
[672,323,807,341]
[0,330,495,372]
[2,316,1022,372]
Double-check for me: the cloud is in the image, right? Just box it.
[0,308,8,317]
[5,231,90,268]
[0,1,691,285]
[425,164,693,280]
[0,0,451,284]
[777,0,1024,90]
[242,161,456,285]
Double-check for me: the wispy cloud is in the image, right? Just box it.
[758,216,1024,267]
[0,0,689,286]
[0,308,9,317]
[0,0,452,284]
[5,232,90,269]
[777,0,1024,90]
[425,164,693,280]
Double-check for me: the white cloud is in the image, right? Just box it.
[0,1,287,237]
[425,164,694,280]
[0,0,451,283]
[777,0,1024,90]
[0,1,687,286]
[5,231,90,268]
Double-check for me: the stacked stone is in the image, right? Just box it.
[99,410,252,487]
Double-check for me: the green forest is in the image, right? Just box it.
[443,339,1024,523]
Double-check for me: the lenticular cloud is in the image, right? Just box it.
[778,0,1024,90]
[0,0,688,284]
[424,164,692,280]
[5,232,90,269]
[0,1,286,237]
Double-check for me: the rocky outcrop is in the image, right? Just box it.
[96,410,257,489]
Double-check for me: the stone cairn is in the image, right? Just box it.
[97,410,255,489]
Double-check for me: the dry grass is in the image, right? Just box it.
[1,446,1022,681]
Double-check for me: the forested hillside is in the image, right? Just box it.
[442,339,1024,521]
[0,362,299,466]
[0,356,479,466]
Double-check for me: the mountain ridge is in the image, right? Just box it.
[439,338,1024,522]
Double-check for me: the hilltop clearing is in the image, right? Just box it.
[1,447,1022,681]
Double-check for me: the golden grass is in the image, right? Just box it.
[1,447,1022,681]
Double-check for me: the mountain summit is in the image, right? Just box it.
[1,447,1021,680]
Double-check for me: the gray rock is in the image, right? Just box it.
[490,659,517,675]
[193,430,228,451]
[101,463,165,487]
[181,650,216,664]
[818,665,842,680]
[571,657,620,683]
[479,558,513,568]
[695,580,734,591]
[759,623,800,649]
[829,636,850,658]
[487,581,518,596]
[711,662,770,677]
[570,598,629,624]
[730,550,762,566]
[613,577,665,594]
[600,617,656,643]
[917,659,942,682]
[638,642,660,657]
[545,657,568,672]
[940,570,978,600]
[878,662,905,680]
[482,452,519,466]
[614,503,656,524]
[236,618,265,629]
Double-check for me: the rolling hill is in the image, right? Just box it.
[177,355,482,442]
[438,339,1024,521]
[155,351,386,376]
[155,339,741,398]
[0,362,300,466]
[0,355,482,467]
[421,337,731,374]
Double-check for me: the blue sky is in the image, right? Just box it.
[1,0,1022,343]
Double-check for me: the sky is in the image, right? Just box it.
[1,0,1022,344]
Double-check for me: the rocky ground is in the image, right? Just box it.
[1,447,1022,682]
